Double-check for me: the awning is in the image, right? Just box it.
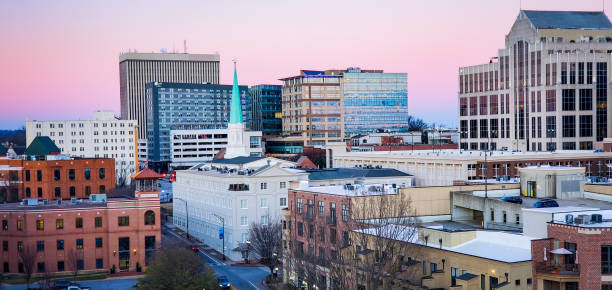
[550,248,573,255]
[456,273,477,281]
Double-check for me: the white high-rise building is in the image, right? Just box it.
[25,111,137,184]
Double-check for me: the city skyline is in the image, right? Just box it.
[1,0,610,129]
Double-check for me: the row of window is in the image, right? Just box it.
[295,198,349,222]
[1,211,155,231]
[3,258,104,274]
[1,237,103,253]
[25,185,105,198]
[25,168,105,182]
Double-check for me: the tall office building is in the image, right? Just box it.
[459,10,612,152]
[145,82,248,171]
[119,52,220,139]
[280,68,408,146]
[248,85,282,136]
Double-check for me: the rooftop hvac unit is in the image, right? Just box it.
[574,216,585,224]
[565,214,574,224]
[71,198,79,204]
[89,194,107,203]
[26,198,38,206]
[57,199,62,205]
[591,214,603,223]
[577,214,591,224]
[42,200,48,205]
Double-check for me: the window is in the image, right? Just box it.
[36,219,44,230]
[580,115,593,137]
[490,209,494,222]
[145,211,155,225]
[279,197,287,207]
[96,258,103,269]
[562,89,576,111]
[118,216,129,226]
[579,89,592,110]
[2,241,7,252]
[260,182,267,190]
[2,262,7,273]
[99,168,105,179]
[297,222,303,236]
[516,214,520,225]
[37,187,42,198]
[37,170,42,181]
[318,201,324,216]
[84,168,91,180]
[228,184,249,191]
[240,200,247,209]
[17,241,23,252]
[1,220,6,231]
[95,217,102,227]
[260,198,268,208]
[99,185,105,193]
[76,239,83,249]
[37,262,45,273]
[297,198,303,214]
[56,219,64,229]
[96,237,103,248]
[240,216,248,226]
[25,170,30,181]
[342,205,349,222]
[280,182,286,189]
[17,220,23,231]
[57,261,65,272]
[602,245,612,273]
[55,187,61,198]
[85,186,91,196]
[261,215,268,225]
[54,169,61,181]
[70,186,76,197]
[76,217,83,228]
[57,240,64,250]
[77,260,84,270]
[37,240,44,252]
[69,169,75,180]
[25,187,30,197]
[563,116,576,138]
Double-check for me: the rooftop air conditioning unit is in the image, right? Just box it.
[591,214,603,223]
[565,214,574,224]
[577,214,591,224]
[71,198,79,204]
[42,200,48,205]
[26,198,38,206]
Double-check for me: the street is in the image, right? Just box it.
[162,226,270,290]
[2,276,139,290]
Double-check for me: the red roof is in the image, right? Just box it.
[131,168,164,180]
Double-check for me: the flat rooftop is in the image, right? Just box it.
[550,209,612,228]
[0,198,132,211]
[295,184,399,197]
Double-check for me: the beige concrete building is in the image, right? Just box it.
[327,142,612,186]
[459,10,612,152]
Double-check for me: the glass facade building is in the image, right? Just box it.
[145,82,248,170]
[247,85,282,135]
[342,70,409,136]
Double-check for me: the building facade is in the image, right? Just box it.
[0,169,162,275]
[119,52,220,139]
[459,10,612,152]
[144,82,249,171]
[25,111,137,184]
[169,129,263,169]
[280,68,408,146]
[248,85,282,136]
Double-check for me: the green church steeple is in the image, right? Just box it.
[230,62,243,124]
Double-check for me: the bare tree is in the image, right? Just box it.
[66,249,84,281]
[248,215,282,273]
[37,270,54,289]
[18,244,37,288]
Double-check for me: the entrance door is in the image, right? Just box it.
[489,276,498,290]
[526,181,537,197]
[118,237,130,271]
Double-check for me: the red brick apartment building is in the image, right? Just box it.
[0,137,115,202]
[531,210,612,290]
[0,169,161,275]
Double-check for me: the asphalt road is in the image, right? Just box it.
[2,276,139,290]
[162,226,270,290]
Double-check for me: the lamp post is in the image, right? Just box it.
[246,240,251,264]
[174,197,189,240]
[213,213,226,260]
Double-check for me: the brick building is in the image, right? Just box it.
[530,209,612,289]
[0,169,162,275]
[0,137,116,202]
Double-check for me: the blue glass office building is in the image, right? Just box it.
[248,85,282,135]
[342,69,409,136]
[145,82,248,170]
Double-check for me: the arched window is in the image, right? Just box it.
[144,211,155,225]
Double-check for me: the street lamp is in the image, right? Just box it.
[174,197,190,240]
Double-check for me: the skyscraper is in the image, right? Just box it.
[119,52,220,139]
[458,10,612,152]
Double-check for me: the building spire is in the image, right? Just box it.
[230,60,243,124]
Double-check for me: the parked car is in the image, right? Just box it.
[500,196,522,204]
[533,199,559,208]
[53,280,72,289]
[218,276,231,289]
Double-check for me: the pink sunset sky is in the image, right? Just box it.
[0,0,609,129]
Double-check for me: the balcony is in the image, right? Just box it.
[535,262,579,282]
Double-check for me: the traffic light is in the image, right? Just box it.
[191,246,200,253]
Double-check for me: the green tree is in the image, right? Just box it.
[137,247,220,290]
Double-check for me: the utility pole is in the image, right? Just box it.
[213,213,226,260]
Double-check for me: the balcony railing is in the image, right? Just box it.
[535,262,579,275]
